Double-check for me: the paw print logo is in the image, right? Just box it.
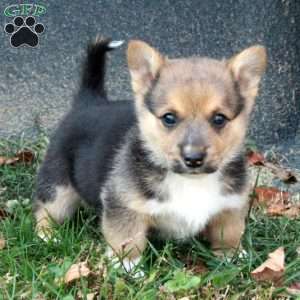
[4,16,44,48]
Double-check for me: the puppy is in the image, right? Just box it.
[34,37,267,273]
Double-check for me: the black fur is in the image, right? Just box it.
[81,38,114,98]
[221,153,247,194]
[36,39,135,210]
[126,132,166,200]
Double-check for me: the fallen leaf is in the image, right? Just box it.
[267,204,300,219]
[254,187,300,218]
[247,150,265,166]
[0,236,5,250]
[33,294,47,300]
[0,156,19,166]
[86,293,97,300]
[254,187,290,204]
[287,282,300,296]
[16,150,35,164]
[264,162,297,184]
[178,254,208,275]
[77,291,97,300]
[0,150,34,166]
[251,247,285,285]
[64,261,92,284]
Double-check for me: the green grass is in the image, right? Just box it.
[0,136,300,300]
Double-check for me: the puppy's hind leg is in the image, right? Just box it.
[34,155,80,240]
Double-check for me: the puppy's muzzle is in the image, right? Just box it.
[181,146,207,169]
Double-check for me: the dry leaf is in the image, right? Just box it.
[33,294,47,300]
[254,187,290,204]
[247,150,265,166]
[0,236,6,250]
[287,282,300,296]
[86,293,97,300]
[264,162,297,184]
[77,291,97,300]
[16,150,35,164]
[179,254,208,275]
[0,156,19,166]
[64,261,92,284]
[268,205,300,219]
[251,247,285,285]
[254,187,300,218]
[0,150,34,166]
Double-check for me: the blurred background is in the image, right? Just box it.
[1,0,299,165]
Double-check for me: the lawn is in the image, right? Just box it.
[0,136,299,300]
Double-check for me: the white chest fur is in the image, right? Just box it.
[144,171,245,239]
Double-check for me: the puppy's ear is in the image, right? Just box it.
[127,40,164,97]
[228,45,267,100]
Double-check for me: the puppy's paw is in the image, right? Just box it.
[105,247,145,278]
[213,247,248,261]
[122,257,145,278]
[36,223,58,243]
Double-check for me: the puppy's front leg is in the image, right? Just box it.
[102,205,148,274]
[204,206,248,257]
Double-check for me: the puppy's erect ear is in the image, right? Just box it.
[127,40,164,97]
[228,45,267,100]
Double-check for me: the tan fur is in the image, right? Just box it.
[128,41,267,173]
[35,185,80,236]
[127,40,267,252]
[204,203,249,251]
[102,211,149,260]
[127,40,164,98]
[228,45,267,112]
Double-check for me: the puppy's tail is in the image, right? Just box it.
[80,37,124,97]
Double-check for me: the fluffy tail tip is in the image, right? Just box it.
[108,40,124,49]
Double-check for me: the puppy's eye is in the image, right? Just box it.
[161,113,177,128]
[211,113,228,128]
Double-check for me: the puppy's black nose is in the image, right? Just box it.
[182,148,206,168]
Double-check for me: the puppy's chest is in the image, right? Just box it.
[145,172,243,239]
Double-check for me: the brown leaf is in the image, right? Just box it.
[264,162,297,184]
[268,205,300,219]
[0,236,6,250]
[16,150,35,164]
[77,291,98,300]
[32,294,47,300]
[64,261,92,284]
[0,156,19,166]
[251,247,285,285]
[182,256,208,274]
[247,150,265,166]
[0,150,34,166]
[254,187,290,204]
[287,282,300,296]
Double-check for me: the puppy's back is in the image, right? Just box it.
[36,38,135,210]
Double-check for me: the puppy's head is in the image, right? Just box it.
[127,41,267,174]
